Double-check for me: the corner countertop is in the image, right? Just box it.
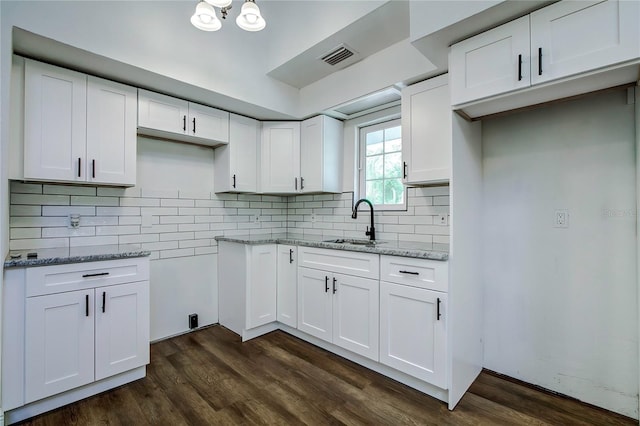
[4,244,151,269]
[215,233,448,261]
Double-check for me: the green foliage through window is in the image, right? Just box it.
[360,120,404,207]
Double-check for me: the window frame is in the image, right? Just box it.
[358,118,407,211]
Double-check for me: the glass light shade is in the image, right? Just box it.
[191,1,222,31]
[236,1,266,32]
[205,0,232,8]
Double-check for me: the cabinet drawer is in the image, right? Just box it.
[380,256,447,292]
[298,247,379,279]
[26,258,150,297]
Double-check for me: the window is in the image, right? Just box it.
[359,119,405,209]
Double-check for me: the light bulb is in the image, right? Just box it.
[191,1,221,31]
[205,0,232,7]
[236,1,265,31]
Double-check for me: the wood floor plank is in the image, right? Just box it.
[17,326,636,426]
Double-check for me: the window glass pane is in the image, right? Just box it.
[385,126,401,141]
[385,138,401,153]
[383,178,404,205]
[366,180,384,204]
[366,155,383,180]
[366,130,384,155]
[384,152,402,178]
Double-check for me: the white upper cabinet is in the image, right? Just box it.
[450,0,640,108]
[530,0,640,85]
[137,89,229,146]
[86,76,137,186]
[214,113,260,193]
[299,115,343,193]
[24,60,136,186]
[401,74,451,184]
[261,121,301,193]
[450,16,531,106]
[24,60,87,183]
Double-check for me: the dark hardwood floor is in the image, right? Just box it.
[19,326,635,425]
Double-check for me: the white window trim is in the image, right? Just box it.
[358,118,407,212]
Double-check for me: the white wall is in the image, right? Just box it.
[482,89,638,418]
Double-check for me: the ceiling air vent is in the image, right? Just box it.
[320,44,356,66]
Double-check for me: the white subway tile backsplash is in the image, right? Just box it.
[11,216,68,228]
[43,184,96,196]
[42,227,96,238]
[120,197,160,207]
[96,225,141,236]
[161,199,195,207]
[71,196,118,206]
[11,205,41,216]
[11,182,43,194]
[97,206,141,216]
[10,237,69,250]
[10,228,41,239]
[69,236,119,247]
[42,206,96,217]
[10,182,450,260]
[160,232,194,241]
[160,216,194,225]
[12,194,70,205]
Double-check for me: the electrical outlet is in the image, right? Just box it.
[68,214,80,229]
[254,215,260,223]
[311,213,316,223]
[189,313,198,329]
[554,210,569,228]
[436,214,447,226]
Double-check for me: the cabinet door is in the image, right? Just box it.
[95,281,150,381]
[379,282,447,388]
[24,59,87,182]
[300,116,343,193]
[137,89,188,135]
[229,113,259,192]
[402,75,451,184]
[261,122,300,193]
[450,15,531,105]
[86,76,137,186]
[277,245,297,327]
[246,245,277,329]
[188,102,230,144]
[25,290,95,403]
[530,0,640,85]
[332,273,379,361]
[297,267,333,341]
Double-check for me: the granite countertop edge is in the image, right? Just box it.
[215,236,448,261]
[4,250,151,269]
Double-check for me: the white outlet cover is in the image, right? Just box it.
[436,214,447,226]
[554,210,569,228]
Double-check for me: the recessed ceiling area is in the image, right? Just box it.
[267,1,410,89]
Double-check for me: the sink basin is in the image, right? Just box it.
[322,238,385,246]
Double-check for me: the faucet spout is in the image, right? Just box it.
[352,198,376,241]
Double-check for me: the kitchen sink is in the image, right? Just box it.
[322,238,385,246]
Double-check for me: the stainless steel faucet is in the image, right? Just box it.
[352,198,376,241]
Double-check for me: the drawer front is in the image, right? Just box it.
[380,255,447,292]
[298,247,379,279]
[26,258,150,297]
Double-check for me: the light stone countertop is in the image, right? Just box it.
[215,233,449,261]
[4,244,151,269]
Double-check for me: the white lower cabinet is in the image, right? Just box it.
[298,267,379,360]
[25,290,95,403]
[276,245,297,328]
[379,281,447,389]
[218,241,277,340]
[3,257,150,417]
[297,247,379,361]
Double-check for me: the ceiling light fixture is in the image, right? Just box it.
[191,0,266,32]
